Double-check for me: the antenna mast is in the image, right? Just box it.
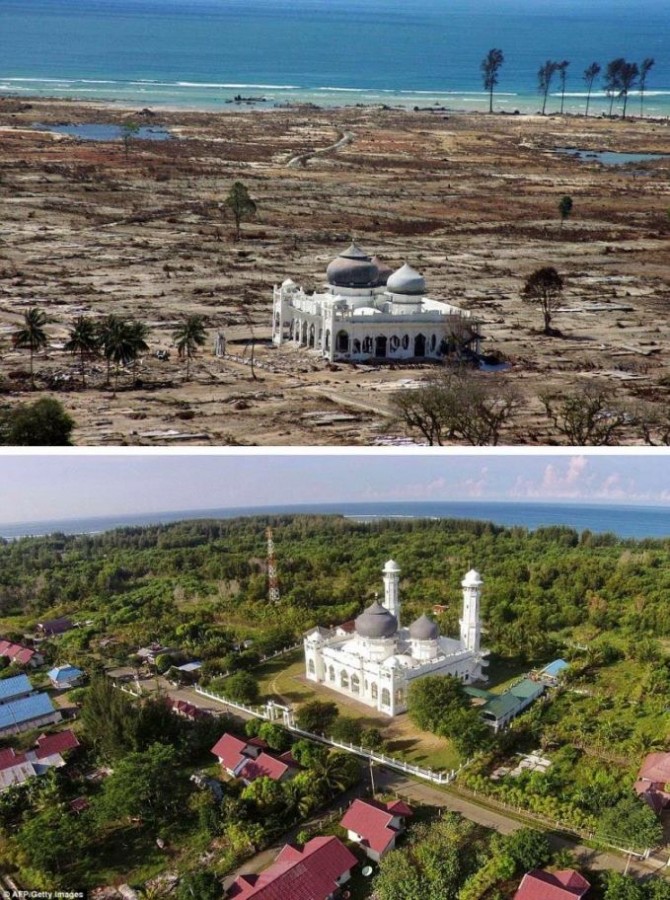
[266,527,281,603]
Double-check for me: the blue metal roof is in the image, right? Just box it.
[0,674,33,702]
[0,693,56,730]
[47,666,83,682]
[541,659,569,677]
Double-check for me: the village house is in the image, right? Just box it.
[634,752,670,812]
[0,674,61,736]
[465,678,545,732]
[227,835,357,900]
[36,617,75,638]
[0,730,79,791]
[340,797,413,862]
[514,869,590,900]
[47,664,85,690]
[0,639,43,668]
[211,733,299,784]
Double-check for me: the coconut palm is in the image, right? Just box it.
[64,316,99,387]
[102,318,142,391]
[127,319,150,385]
[97,314,122,387]
[12,307,48,386]
[174,315,206,380]
[583,62,601,117]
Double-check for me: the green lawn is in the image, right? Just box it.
[254,650,461,773]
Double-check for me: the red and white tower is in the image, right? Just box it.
[266,527,280,603]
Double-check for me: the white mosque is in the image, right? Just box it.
[304,561,488,716]
[272,243,479,363]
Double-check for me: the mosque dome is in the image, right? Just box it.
[326,242,379,288]
[409,614,439,641]
[371,256,393,286]
[462,569,483,587]
[355,600,398,639]
[387,263,426,296]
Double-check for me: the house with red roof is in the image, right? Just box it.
[0,639,42,668]
[634,752,670,812]
[211,733,266,777]
[238,750,299,785]
[168,697,208,720]
[514,869,590,900]
[0,729,79,791]
[211,733,299,784]
[340,797,413,862]
[228,835,357,900]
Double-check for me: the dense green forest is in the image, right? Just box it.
[2,514,670,667]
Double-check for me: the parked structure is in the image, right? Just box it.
[466,678,545,732]
[272,242,479,363]
[228,835,357,900]
[36,617,74,637]
[304,562,488,716]
[514,869,590,900]
[340,798,413,861]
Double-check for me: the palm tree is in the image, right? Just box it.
[64,316,99,387]
[538,60,559,115]
[639,57,654,117]
[312,753,348,798]
[12,307,48,387]
[103,318,140,391]
[480,49,504,114]
[97,314,122,387]
[556,60,570,114]
[583,62,601,117]
[174,315,206,380]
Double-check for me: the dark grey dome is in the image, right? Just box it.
[371,256,393,287]
[327,243,379,288]
[355,600,398,639]
[409,614,439,641]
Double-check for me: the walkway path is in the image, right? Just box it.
[286,129,354,168]
[375,770,670,881]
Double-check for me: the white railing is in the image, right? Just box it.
[195,685,470,786]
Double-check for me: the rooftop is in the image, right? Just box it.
[0,674,33,703]
[0,693,57,731]
[514,869,590,900]
[340,798,413,855]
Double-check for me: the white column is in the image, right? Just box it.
[460,569,482,653]
[382,560,401,622]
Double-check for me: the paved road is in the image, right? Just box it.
[140,680,670,882]
[375,770,670,881]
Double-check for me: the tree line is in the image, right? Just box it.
[481,49,655,118]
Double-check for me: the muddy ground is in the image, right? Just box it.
[0,98,668,445]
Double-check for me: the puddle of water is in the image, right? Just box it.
[555,147,668,166]
[32,123,173,141]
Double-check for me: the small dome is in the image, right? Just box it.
[387,263,426,296]
[371,256,393,286]
[355,600,398,639]
[282,278,296,289]
[383,559,401,574]
[462,569,483,587]
[327,242,379,288]
[409,614,439,641]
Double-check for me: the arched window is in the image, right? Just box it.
[430,333,437,351]
[390,335,400,351]
[325,330,331,351]
[301,321,308,345]
[375,335,387,358]
[371,682,378,700]
[351,673,360,694]
[381,688,391,707]
[414,334,426,357]
[308,658,315,675]
[362,336,373,354]
[309,324,316,348]
[394,687,405,705]
[336,330,349,353]
[328,665,335,682]
[353,339,361,354]
[340,670,349,690]
[402,334,409,350]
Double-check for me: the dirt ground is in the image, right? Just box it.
[0,97,669,445]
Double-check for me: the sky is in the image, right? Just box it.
[0,451,668,525]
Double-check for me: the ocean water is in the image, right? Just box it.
[2,0,669,116]
[1,501,668,541]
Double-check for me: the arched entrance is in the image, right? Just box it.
[336,330,349,354]
[414,334,426,357]
[375,335,387,358]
